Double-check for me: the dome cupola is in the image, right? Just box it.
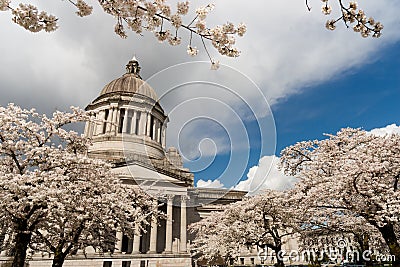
[99,57,158,100]
[84,57,168,162]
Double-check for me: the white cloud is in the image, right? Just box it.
[369,124,400,136]
[235,155,297,195]
[196,179,225,189]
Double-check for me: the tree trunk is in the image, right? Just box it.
[51,251,66,267]
[12,231,31,267]
[354,233,373,267]
[275,245,285,267]
[378,223,400,267]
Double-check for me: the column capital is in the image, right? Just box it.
[164,194,175,202]
[180,195,189,203]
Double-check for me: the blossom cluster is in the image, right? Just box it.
[320,0,383,38]
[11,3,58,32]
[75,0,93,17]
[99,1,245,68]
[0,0,246,68]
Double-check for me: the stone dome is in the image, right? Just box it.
[99,57,158,101]
[100,73,158,100]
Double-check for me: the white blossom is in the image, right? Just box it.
[177,1,189,15]
[325,19,336,30]
[155,30,170,42]
[321,4,332,15]
[237,22,246,37]
[0,0,10,11]
[75,0,92,17]
[168,35,181,45]
[187,45,198,56]
[210,59,220,70]
[170,13,182,28]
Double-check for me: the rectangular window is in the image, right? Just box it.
[118,108,125,134]
[140,261,146,267]
[103,262,112,267]
[122,261,131,267]
[102,109,109,134]
[135,111,141,135]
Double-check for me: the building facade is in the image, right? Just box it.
[0,57,246,267]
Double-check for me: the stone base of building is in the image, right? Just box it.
[1,253,192,267]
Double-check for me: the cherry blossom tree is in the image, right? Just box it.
[280,128,400,267]
[190,189,302,267]
[0,103,156,267]
[29,172,154,267]
[189,209,239,266]
[0,0,383,67]
[298,210,388,266]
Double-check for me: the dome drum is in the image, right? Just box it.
[84,58,168,162]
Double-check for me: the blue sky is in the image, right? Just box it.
[191,41,400,190]
[273,42,400,153]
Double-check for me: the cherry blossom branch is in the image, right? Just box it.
[305,0,311,11]
[135,5,212,42]
[305,0,383,38]
[394,173,399,191]
[0,133,24,174]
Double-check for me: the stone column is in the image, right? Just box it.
[162,126,167,148]
[131,110,137,135]
[85,114,93,138]
[146,113,151,137]
[148,198,158,253]
[84,119,89,137]
[122,108,128,133]
[115,231,123,253]
[110,107,118,135]
[88,114,95,137]
[140,112,146,135]
[180,195,188,253]
[92,111,100,136]
[164,195,174,253]
[132,226,141,254]
[152,119,157,141]
[157,121,162,143]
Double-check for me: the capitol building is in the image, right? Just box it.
[2,57,246,267]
